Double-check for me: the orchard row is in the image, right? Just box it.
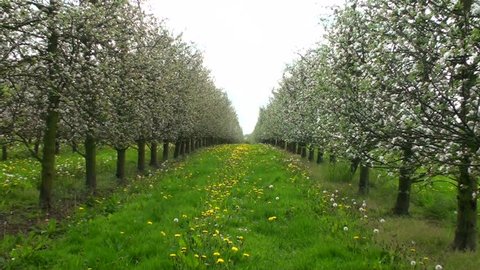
[253,0,479,251]
[0,1,243,209]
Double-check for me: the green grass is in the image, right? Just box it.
[301,149,479,270]
[1,144,406,269]
[3,144,478,269]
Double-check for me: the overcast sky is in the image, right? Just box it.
[145,0,342,134]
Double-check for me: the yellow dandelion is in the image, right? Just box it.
[216,258,225,264]
[194,254,199,258]
[410,248,416,252]
[147,221,153,225]
[231,246,239,252]
[169,253,177,257]
[78,207,84,210]
[243,253,250,257]
[268,216,277,221]
[201,255,207,259]
[174,233,181,237]
[120,231,125,234]
[353,236,360,240]
[160,231,166,236]
[213,252,220,256]
[237,236,244,240]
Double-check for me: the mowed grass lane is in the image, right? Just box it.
[8,144,397,269]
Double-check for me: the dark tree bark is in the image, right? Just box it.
[1,145,7,161]
[329,153,336,163]
[39,2,61,210]
[296,142,301,155]
[149,142,159,168]
[174,141,180,159]
[55,139,60,155]
[85,135,96,192]
[34,141,40,156]
[393,145,414,215]
[350,158,360,174]
[180,140,186,156]
[162,141,169,161]
[452,154,477,251]
[71,141,78,153]
[308,146,314,162]
[137,138,146,174]
[316,149,324,164]
[301,144,307,158]
[116,148,126,182]
[185,139,190,155]
[358,165,369,195]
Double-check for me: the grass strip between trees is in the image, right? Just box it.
[2,144,451,269]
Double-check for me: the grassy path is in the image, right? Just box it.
[5,144,398,269]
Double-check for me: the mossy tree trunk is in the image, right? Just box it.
[162,141,169,161]
[85,134,96,192]
[358,165,369,195]
[1,145,7,161]
[180,140,186,156]
[308,146,314,162]
[317,149,324,164]
[185,139,190,155]
[55,139,60,155]
[393,144,413,215]
[174,141,180,159]
[115,148,126,183]
[149,142,159,168]
[453,154,477,251]
[34,141,40,156]
[39,2,61,210]
[137,138,146,174]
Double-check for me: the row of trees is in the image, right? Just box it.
[253,0,479,251]
[1,1,242,209]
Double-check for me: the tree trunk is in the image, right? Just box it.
[34,141,40,156]
[116,148,126,183]
[180,141,186,156]
[185,139,190,155]
[329,153,336,163]
[393,145,414,215]
[149,142,159,168]
[358,165,369,195]
[452,155,477,251]
[55,139,60,155]
[317,149,324,164]
[296,142,301,155]
[350,158,360,174]
[1,145,7,161]
[137,138,145,174]
[162,141,169,161]
[174,141,180,159]
[85,135,96,192]
[308,146,314,162]
[39,0,62,211]
[71,141,78,153]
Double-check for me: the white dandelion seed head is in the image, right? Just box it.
[332,203,338,207]
[380,218,386,223]
[435,265,443,270]
[410,260,416,266]
[373,228,379,233]
[173,218,179,223]
[343,226,348,231]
